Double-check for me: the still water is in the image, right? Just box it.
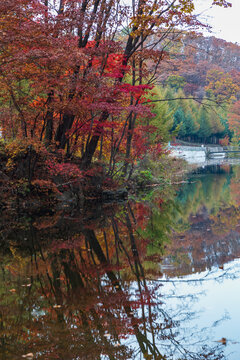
[1,163,240,359]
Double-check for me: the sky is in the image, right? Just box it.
[195,0,240,44]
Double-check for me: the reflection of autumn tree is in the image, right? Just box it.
[136,191,179,276]
[175,167,232,224]
[211,206,240,235]
[164,165,240,277]
[229,165,240,205]
[0,200,224,360]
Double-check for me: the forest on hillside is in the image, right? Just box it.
[148,34,240,145]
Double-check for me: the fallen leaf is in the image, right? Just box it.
[22,353,34,359]
[9,289,16,293]
[216,337,227,345]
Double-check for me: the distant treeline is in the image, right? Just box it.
[150,84,232,145]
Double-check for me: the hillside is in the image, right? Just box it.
[164,34,240,99]
[148,33,240,145]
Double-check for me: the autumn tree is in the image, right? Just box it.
[0,0,233,180]
[206,68,240,103]
[228,100,240,143]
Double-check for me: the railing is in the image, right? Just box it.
[170,145,207,151]
[206,146,240,159]
[222,146,240,151]
[171,145,240,153]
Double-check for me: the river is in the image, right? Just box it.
[1,161,240,359]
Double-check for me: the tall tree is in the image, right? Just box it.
[197,106,212,142]
[0,0,232,173]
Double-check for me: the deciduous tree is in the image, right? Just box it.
[0,0,232,178]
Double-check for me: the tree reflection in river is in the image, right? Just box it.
[164,164,240,276]
[0,190,226,360]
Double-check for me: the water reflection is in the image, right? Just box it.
[164,164,240,277]
[1,165,240,359]
[0,201,174,360]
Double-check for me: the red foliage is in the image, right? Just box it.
[0,0,232,181]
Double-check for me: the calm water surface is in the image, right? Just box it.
[1,163,240,359]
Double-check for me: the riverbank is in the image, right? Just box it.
[0,140,189,214]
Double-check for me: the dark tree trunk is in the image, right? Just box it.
[81,110,108,169]
[44,110,53,146]
[123,115,134,176]
[55,113,75,149]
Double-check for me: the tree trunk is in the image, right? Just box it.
[55,113,75,149]
[44,110,53,146]
[81,110,108,169]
